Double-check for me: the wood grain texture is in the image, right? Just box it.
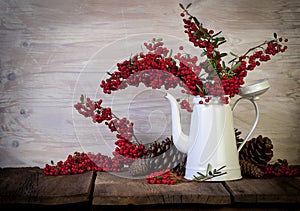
[0,167,95,205]
[0,0,299,167]
[1,167,299,210]
[93,172,231,205]
[224,176,300,204]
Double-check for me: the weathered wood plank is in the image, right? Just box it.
[93,172,231,206]
[0,167,95,205]
[224,177,300,204]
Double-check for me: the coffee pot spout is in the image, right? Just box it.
[164,93,189,153]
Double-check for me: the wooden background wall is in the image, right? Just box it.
[0,0,299,168]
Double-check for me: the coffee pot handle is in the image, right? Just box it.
[232,97,260,152]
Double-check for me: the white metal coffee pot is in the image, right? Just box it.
[165,78,270,181]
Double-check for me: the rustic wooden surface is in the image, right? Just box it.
[93,172,300,207]
[0,168,299,210]
[224,176,300,204]
[0,0,299,168]
[0,167,95,205]
[93,172,231,206]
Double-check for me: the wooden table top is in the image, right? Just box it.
[0,167,299,210]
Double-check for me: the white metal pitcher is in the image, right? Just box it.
[165,79,269,181]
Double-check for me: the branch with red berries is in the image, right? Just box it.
[146,169,183,185]
[179,3,288,99]
[73,95,147,163]
[263,159,299,177]
[44,3,292,184]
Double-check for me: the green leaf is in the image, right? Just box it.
[80,94,85,104]
[193,172,206,180]
[219,38,225,44]
[156,175,165,179]
[198,27,210,37]
[206,163,212,175]
[196,172,205,177]
[179,3,185,10]
[168,49,173,57]
[205,60,212,69]
[186,3,192,9]
[193,30,201,39]
[215,52,228,60]
[217,165,226,171]
[219,53,227,58]
[213,37,225,46]
[217,40,227,46]
[212,31,222,37]
[200,50,207,57]
[229,61,241,72]
[155,38,163,42]
[196,84,204,93]
[213,38,219,46]
[230,52,239,58]
[193,16,200,26]
[222,61,226,69]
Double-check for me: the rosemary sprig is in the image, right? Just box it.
[193,164,227,181]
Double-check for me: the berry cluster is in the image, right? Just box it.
[69,2,290,179]
[100,50,203,96]
[180,3,288,98]
[143,38,170,57]
[74,96,148,161]
[146,169,182,185]
[174,48,201,75]
[181,17,216,56]
[180,99,193,112]
[106,118,135,141]
[74,97,113,124]
[263,159,299,177]
[44,152,122,176]
[113,137,147,164]
[74,97,98,118]
[97,6,288,116]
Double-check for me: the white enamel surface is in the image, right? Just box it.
[239,78,270,98]
[167,94,242,181]
[184,99,242,181]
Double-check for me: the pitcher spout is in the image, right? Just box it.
[164,93,189,154]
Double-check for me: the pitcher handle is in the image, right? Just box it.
[232,96,260,152]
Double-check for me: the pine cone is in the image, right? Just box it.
[148,143,186,172]
[129,137,186,176]
[129,158,150,176]
[240,159,263,178]
[235,128,244,148]
[146,137,173,158]
[239,135,273,168]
